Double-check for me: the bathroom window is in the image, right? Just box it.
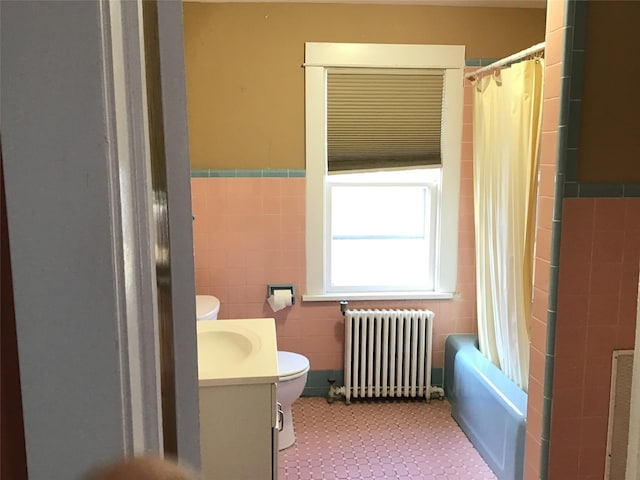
[303,43,465,300]
[328,169,439,292]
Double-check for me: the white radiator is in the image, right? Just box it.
[344,309,434,404]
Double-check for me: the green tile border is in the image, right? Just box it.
[302,369,344,397]
[561,182,638,198]
[577,183,625,197]
[539,0,588,480]
[302,368,444,398]
[563,181,640,198]
[431,367,444,387]
[539,2,583,477]
[570,51,586,100]
[190,169,306,178]
[623,184,640,196]
[465,58,498,67]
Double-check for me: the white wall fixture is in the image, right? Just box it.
[606,350,635,480]
[625,270,640,480]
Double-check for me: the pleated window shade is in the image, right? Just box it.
[327,70,445,173]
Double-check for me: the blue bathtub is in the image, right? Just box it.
[444,334,527,480]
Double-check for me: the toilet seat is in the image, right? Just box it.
[278,351,310,381]
[196,295,220,320]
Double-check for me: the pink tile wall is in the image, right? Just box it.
[549,198,640,479]
[524,1,565,478]
[191,74,479,373]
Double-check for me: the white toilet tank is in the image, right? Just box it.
[196,295,220,320]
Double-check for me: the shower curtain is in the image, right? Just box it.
[472,59,544,391]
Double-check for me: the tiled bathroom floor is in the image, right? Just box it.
[278,397,496,480]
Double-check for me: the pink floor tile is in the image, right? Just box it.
[278,397,497,480]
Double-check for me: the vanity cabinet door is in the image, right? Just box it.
[199,383,276,480]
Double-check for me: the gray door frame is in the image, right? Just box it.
[1,1,199,477]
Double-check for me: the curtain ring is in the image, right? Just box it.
[492,69,502,86]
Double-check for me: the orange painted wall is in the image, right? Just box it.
[182,2,546,170]
[577,1,640,183]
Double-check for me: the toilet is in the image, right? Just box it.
[277,351,310,450]
[196,295,220,321]
[195,294,308,450]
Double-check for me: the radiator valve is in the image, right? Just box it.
[327,379,346,404]
[430,386,445,400]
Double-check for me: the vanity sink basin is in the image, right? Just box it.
[196,318,279,386]
[198,328,260,364]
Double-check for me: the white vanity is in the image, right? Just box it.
[197,318,280,480]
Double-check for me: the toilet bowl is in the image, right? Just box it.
[196,295,220,321]
[277,351,310,450]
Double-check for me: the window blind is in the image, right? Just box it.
[327,70,445,173]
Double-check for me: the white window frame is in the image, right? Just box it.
[303,42,465,301]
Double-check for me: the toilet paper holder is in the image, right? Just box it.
[267,284,296,305]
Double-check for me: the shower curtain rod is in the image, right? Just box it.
[465,41,545,81]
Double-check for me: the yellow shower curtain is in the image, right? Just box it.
[472,59,544,391]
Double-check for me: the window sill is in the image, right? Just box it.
[302,291,455,302]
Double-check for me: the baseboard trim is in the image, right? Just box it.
[303,368,444,398]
